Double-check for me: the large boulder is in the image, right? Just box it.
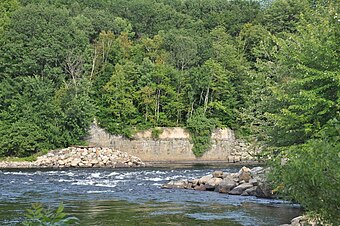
[198,175,213,185]
[218,177,237,193]
[255,182,274,198]
[205,177,222,190]
[212,171,224,178]
[238,166,252,182]
[250,166,264,175]
[229,183,254,195]
[280,215,319,226]
[241,186,258,196]
[161,180,189,189]
[194,184,207,191]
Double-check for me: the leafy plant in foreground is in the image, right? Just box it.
[22,203,79,226]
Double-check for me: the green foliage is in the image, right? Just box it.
[0,0,20,34]
[269,119,340,225]
[0,0,264,156]
[259,0,310,34]
[1,3,339,223]
[22,203,79,226]
[0,4,89,81]
[0,76,94,157]
[246,2,340,223]
[264,2,339,147]
[186,108,217,157]
[151,127,163,140]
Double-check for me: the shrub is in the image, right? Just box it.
[151,127,162,140]
[186,108,217,157]
[22,203,79,226]
[269,120,340,225]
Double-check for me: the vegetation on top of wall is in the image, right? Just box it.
[151,127,163,140]
[186,108,218,157]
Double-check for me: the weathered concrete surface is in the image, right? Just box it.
[87,124,259,162]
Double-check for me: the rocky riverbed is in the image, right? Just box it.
[162,166,275,198]
[0,147,145,169]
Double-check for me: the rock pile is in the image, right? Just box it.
[162,166,274,198]
[280,215,321,226]
[34,147,145,168]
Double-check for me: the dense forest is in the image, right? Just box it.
[0,0,339,223]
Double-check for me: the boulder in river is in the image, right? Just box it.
[238,166,251,182]
[161,166,275,199]
[161,180,189,189]
[218,177,237,193]
[229,183,254,195]
[198,175,213,184]
[212,171,224,178]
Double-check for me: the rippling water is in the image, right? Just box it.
[0,165,301,225]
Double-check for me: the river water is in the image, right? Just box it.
[0,165,301,225]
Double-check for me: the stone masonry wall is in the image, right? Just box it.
[86,124,258,162]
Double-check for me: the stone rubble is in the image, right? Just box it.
[162,166,275,198]
[280,215,324,226]
[0,147,145,168]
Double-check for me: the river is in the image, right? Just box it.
[0,165,301,225]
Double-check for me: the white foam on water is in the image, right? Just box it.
[87,190,114,194]
[58,179,74,183]
[72,180,95,186]
[115,175,125,179]
[66,172,75,177]
[165,175,184,180]
[95,183,117,188]
[108,172,119,177]
[90,173,101,178]
[146,177,164,182]
[144,171,167,175]
[46,171,61,175]
[4,172,33,176]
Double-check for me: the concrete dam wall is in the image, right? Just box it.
[86,124,258,162]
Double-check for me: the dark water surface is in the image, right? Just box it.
[0,165,301,225]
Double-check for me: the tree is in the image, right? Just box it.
[265,4,339,147]
[0,0,20,34]
[259,0,310,34]
[163,29,199,71]
[99,62,139,137]
[0,4,88,81]
[263,2,340,223]
[0,77,59,156]
[186,108,217,157]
